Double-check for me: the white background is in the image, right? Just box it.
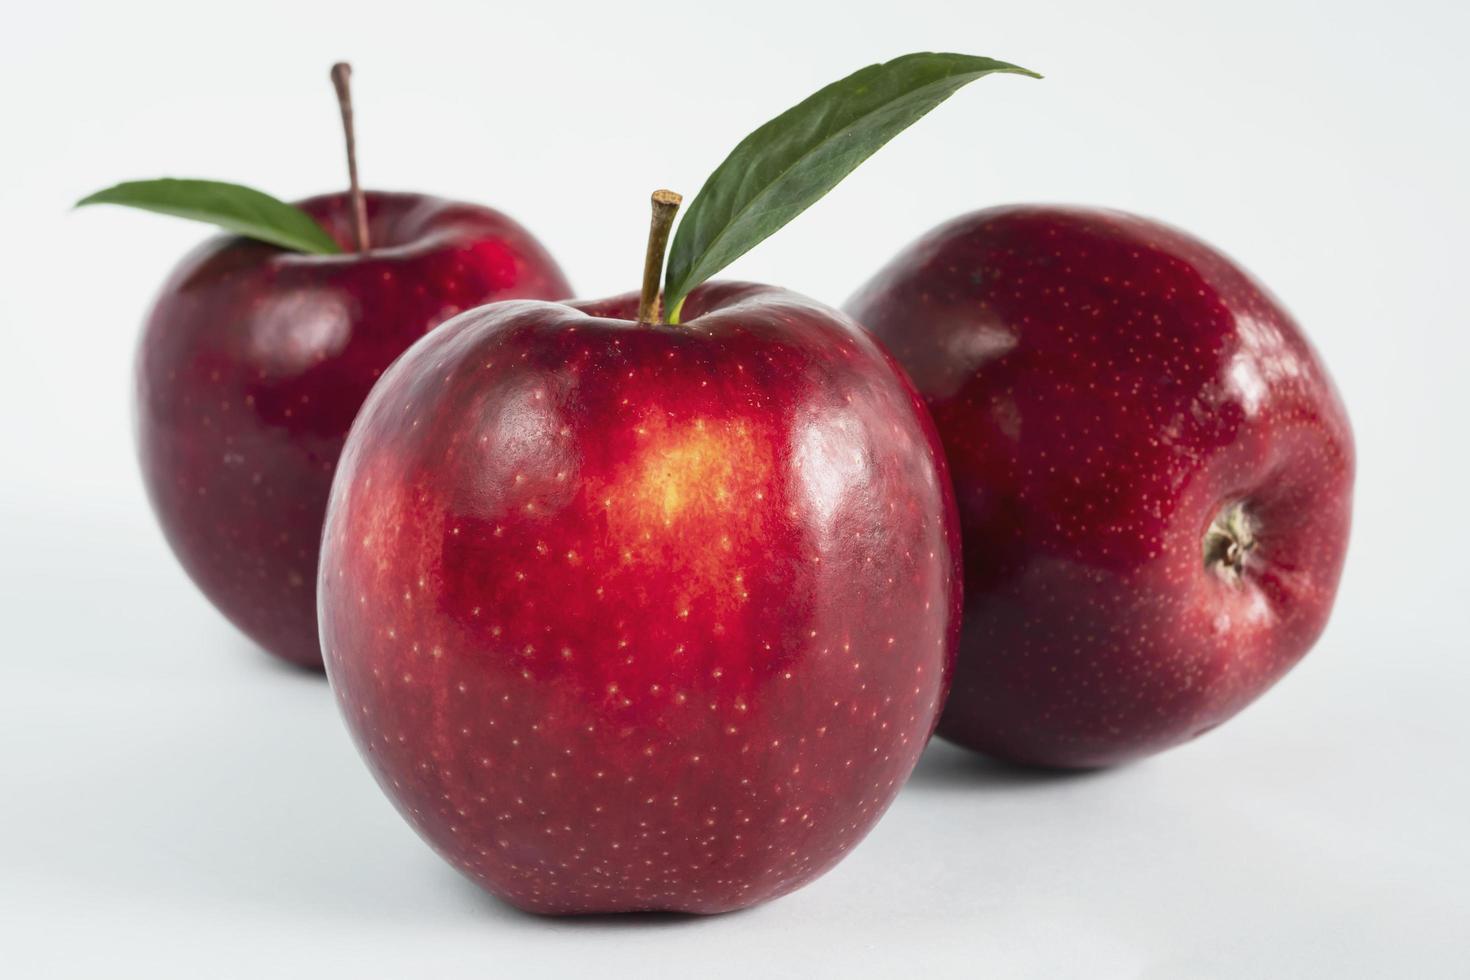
[2,0,1467,976]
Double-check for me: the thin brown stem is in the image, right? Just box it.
[330,62,370,251]
[638,190,683,324]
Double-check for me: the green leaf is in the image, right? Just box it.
[75,179,342,254]
[663,52,1038,321]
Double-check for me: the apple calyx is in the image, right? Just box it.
[329,62,370,252]
[1204,501,1257,583]
[638,189,684,324]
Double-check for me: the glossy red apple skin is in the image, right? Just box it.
[318,282,960,914]
[137,191,571,669]
[847,205,1354,768]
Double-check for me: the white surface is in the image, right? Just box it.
[2,0,1468,976]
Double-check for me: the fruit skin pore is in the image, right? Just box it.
[137,191,571,669]
[318,282,961,914]
[847,205,1355,768]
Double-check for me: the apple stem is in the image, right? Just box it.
[330,62,370,252]
[638,190,683,324]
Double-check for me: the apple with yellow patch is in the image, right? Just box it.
[317,279,960,913]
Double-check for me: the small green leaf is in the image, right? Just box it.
[663,52,1038,321]
[75,179,342,254]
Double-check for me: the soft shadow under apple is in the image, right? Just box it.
[450,872,733,930]
[904,739,1116,792]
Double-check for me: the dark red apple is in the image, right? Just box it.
[317,280,960,913]
[847,205,1354,768]
[139,191,571,668]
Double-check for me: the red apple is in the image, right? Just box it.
[139,191,570,668]
[847,205,1354,768]
[317,280,960,913]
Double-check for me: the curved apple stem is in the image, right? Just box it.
[330,62,370,252]
[638,190,683,324]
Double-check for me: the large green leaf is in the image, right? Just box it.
[76,178,342,254]
[663,52,1038,321]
